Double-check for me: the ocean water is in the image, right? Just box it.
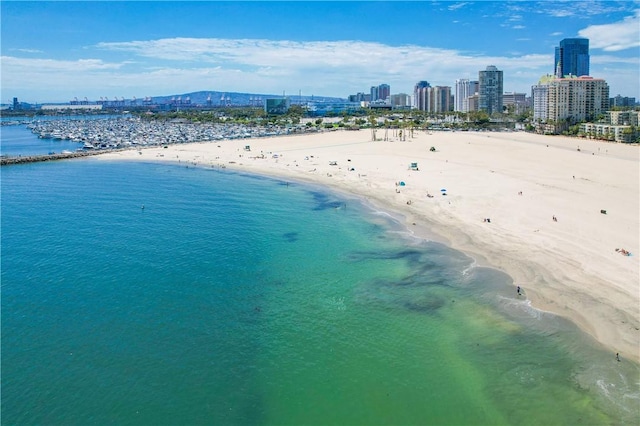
[2,157,639,425]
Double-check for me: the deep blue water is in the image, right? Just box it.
[1,156,638,423]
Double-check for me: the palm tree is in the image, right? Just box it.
[369,114,377,141]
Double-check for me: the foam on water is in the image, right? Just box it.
[496,294,551,321]
[461,258,478,277]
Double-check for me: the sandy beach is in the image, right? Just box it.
[101,129,640,362]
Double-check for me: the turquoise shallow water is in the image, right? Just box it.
[2,158,639,425]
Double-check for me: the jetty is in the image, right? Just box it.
[1,149,124,166]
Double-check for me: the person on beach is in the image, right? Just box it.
[517,286,521,296]
[616,353,621,362]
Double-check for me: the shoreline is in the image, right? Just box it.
[97,129,640,362]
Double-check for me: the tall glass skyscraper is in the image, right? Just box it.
[479,65,503,115]
[554,38,589,77]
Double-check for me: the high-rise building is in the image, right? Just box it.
[547,76,608,124]
[370,84,390,102]
[455,79,479,112]
[432,86,452,113]
[414,84,452,113]
[479,65,503,115]
[554,38,589,78]
[533,75,609,133]
[532,83,550,122]
[378,84,390,102]
[413,81,430,110]
[370,86,378,102]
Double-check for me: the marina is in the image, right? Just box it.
[25,117,306,147]
[1,116,318,165]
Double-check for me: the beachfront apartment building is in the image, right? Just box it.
[532,84,549,122]
[555,38,590,78]
[533,75,609,134]
[580,122,638,143]
[479,66,504,116]
[454,79,479,113]
[609,110,640,126]
[581,110,640,142]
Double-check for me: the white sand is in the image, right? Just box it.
[101,129,640,361]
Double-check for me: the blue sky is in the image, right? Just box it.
[2,1,639,103]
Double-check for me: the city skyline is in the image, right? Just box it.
[1,1,639,103]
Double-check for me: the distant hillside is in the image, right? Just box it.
[152,90,346,106]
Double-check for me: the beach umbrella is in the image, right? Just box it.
[399,181,406,186]
[440,188,447,192]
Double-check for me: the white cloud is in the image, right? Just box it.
[590,54,640,65]
[1,56,124,72]
[94,37,551,75]
[1,56,131,101]
[578,10,640,51]
[536,1,631,18]
[2,36,637,101]
[11,48,43,54]
[448,2,470,11]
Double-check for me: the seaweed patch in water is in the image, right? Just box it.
[345,249,423,262]
[403,296,446,313]
[308,190,345,211]
[282,232,299,243]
